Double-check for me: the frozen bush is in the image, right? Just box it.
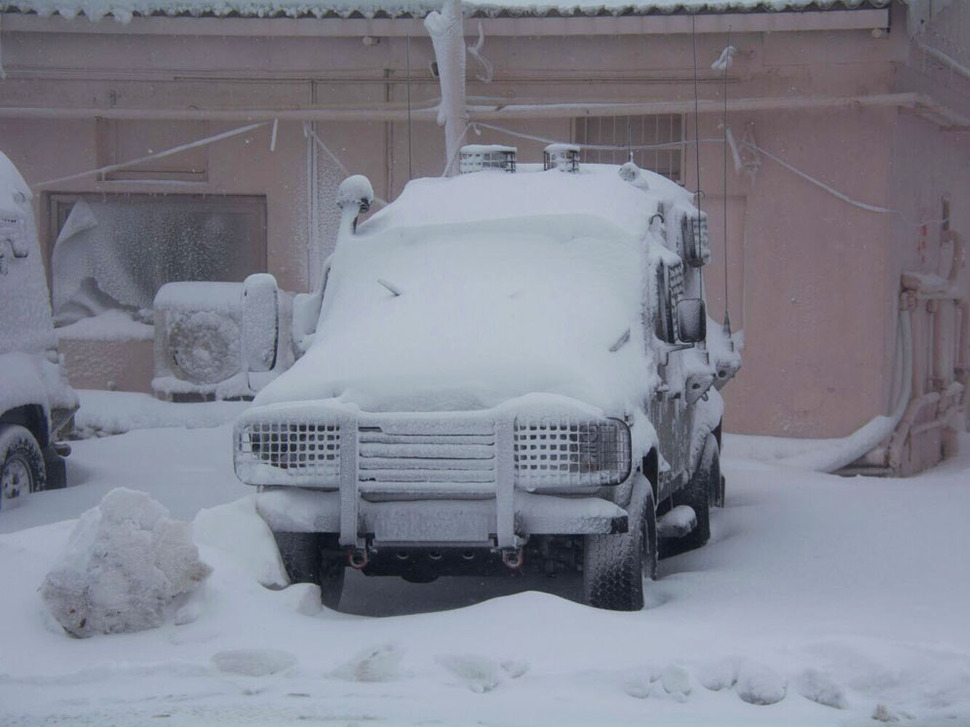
[40,488,211,638]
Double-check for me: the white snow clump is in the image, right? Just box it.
[40,488,211,638]
[337,174,374,211]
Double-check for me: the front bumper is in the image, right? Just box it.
[236,402,634,549]
[256,486,630,549]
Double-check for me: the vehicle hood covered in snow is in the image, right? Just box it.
[255,169,685,414]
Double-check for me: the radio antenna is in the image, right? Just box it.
[722,28,733,339]
[691,13,704,300]
[406,31,414,183]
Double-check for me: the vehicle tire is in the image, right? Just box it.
[667,434,719,555]
[273,532,346,610]
[0,424,46,511]
[583,473,657,611]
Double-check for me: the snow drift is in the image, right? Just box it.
[40,488,211,638]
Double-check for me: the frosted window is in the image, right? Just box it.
[49,194,266,316]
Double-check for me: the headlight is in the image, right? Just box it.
[514,418,631,489]
[234,419,340,487]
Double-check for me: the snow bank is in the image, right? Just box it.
[55,309,154,341]
[73,389,249,438]
[3,433,970,724]
[193,495,287,589]
[40,488,211,637]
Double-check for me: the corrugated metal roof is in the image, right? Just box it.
[0,0,892,23]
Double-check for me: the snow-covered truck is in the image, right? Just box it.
[234,150,740,610]
[1,151,78,510]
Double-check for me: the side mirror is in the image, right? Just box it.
[241,273,279,373]
[676,298,707,344]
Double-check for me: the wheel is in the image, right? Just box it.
[667,434,719,556]
[273,531,346,610]
[583,473,657,611]
[0,425,46,511]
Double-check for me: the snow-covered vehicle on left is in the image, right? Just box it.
[0,150,78,510]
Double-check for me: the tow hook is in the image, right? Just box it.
[501,548,524,571]
[347,549,369,570]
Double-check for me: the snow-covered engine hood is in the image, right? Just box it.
[255,216,659,415]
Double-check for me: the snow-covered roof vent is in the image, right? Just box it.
[544,144,581,173]
[459,145,517,174]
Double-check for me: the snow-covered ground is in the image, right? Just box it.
[2,397,969,726]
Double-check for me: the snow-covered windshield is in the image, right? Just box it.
[255,169,680,413]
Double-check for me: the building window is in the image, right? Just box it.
[48,193,266,321]
[96,119,209,182]
[573,114,683,182]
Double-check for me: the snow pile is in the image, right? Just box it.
[193,495,287,589]
[39,488,211,638]
[73,389,248,438]
[55,309,154,341]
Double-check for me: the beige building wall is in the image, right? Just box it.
[2,5,967,456]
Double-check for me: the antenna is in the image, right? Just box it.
[627,119,633,163]
[406,31,413,183]
[722,28,733,340]
[691,13,704,300]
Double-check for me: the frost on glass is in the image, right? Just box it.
[51,194,265,320]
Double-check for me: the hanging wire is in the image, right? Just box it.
[33,121,269,188]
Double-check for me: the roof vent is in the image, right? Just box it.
[544,144,580,173]
[459,145,517,174]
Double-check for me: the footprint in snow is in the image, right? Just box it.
[661,664,692,701]
[332,643,406,682]
[500,659,530,680]
[735,660,787,706]
[698,657,741,692]
[437,654,525,693]
[795,668,848,710]
[623,664,690,701]
[211,648,297,677]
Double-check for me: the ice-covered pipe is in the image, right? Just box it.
[778,312,913,473]
[425,0,469,177]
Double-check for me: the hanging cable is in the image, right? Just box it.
[471,120,722,153]
[33,121,269,188]
[305,124,388,209]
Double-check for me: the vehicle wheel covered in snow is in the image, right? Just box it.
[169,310,241,385]
[0,424,46,510]
[583,472,657,611]
[273,531,346,610]
[666,434,719,556]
